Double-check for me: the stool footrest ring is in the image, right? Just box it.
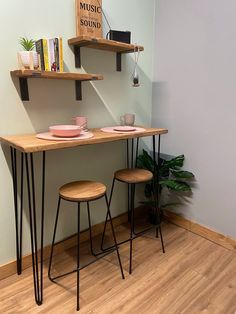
[49,246,117,282]
[101,222,162,252]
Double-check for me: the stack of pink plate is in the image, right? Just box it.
[36,125,94,141]
[49,125,82,137]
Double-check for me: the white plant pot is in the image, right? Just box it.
[18,51,39,69]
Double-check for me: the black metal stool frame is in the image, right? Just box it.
[48,192,125,311]
[100,135,165,274]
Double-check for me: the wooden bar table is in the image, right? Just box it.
[0,127,168,306]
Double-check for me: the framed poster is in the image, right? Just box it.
[76,0,103,38]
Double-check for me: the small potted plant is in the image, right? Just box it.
[18,37,39,70]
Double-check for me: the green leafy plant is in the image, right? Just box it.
[137,150,195,218]
[19,37,35,51]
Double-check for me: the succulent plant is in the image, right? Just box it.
[19,37,35,51]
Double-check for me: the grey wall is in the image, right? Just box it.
[153,0,236,238]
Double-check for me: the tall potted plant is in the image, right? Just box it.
[137,150,195,223]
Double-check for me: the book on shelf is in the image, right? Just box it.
[35,37,63,72]
[48,38,56,71]
[35,39,45,71]
[42,39,50,71]
[54,38,60,71]
[58,37,64,72]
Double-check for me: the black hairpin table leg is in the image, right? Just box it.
[10,148,23,275]
[25,151,46,305]
[153,135,165,253]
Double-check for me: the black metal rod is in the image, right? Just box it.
[25,154,39,303]
[157,135,161,211]
[13,149,20,270]
[126,139,129,169]
[135,138,140,167]
[19,152,24,273]
[30,153,40,303]
[127,139,131,221]
[153,135,165,253]
[48,197,61,281]
[10,147,21,275]
[128,138,134,223]
[40,151,45,300]
[87,201,95,256]
[77,202,80,311]
[131,138,134,168]
[101,222,162,251]
[129,184,135,274]
[152,136,158,225]
[50,247,119,281]
[100,178,115,251]
[105,193,125,279]
[133,225,155,237]
[159,224,165,253]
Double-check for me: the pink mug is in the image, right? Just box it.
[72,116,88,131]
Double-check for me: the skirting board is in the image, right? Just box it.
[0,212,128,281]
[164,210,236,253]
[1,210,236,280]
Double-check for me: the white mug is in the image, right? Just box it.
[72,116,88,131]
[120,113,135,126]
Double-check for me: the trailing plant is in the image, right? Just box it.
[19,37,35,51]
[137,150,195,216]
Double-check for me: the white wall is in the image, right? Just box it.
[153,0,236,238]
[0,0,155,265]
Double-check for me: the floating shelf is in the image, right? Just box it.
[68,36,144,71]
[11,70,103,101]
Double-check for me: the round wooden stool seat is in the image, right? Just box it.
[59,181,106,202]
[114,168,153,184]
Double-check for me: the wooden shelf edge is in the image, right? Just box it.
[68,35,144,53]
[10,70,103,81]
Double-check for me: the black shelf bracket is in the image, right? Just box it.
[74,45,122,72]
[18,77,82,101]
[19,78,29,101]
[75,80,82,100]
[74,46,81,68]
[116,53,122,72]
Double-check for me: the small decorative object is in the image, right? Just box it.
[75,0,103,37]
[18,37,39,70]
[132,45,140,87]
[120,113,135,126]
[72,116,88,131]
[107,30,131,44]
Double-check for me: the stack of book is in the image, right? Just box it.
[35,37,63,72]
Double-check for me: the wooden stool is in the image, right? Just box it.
[48,180,125,311]
[101,168,165,274]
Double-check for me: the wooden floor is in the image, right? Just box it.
[1,222,236,314]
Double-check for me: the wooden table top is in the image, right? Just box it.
[0,127,168,153]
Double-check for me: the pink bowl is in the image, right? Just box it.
[49,125,82,137]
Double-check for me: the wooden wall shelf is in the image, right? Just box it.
[68,36,144,71]
[11,70,103,101]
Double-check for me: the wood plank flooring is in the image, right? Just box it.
[0,222,236,313]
